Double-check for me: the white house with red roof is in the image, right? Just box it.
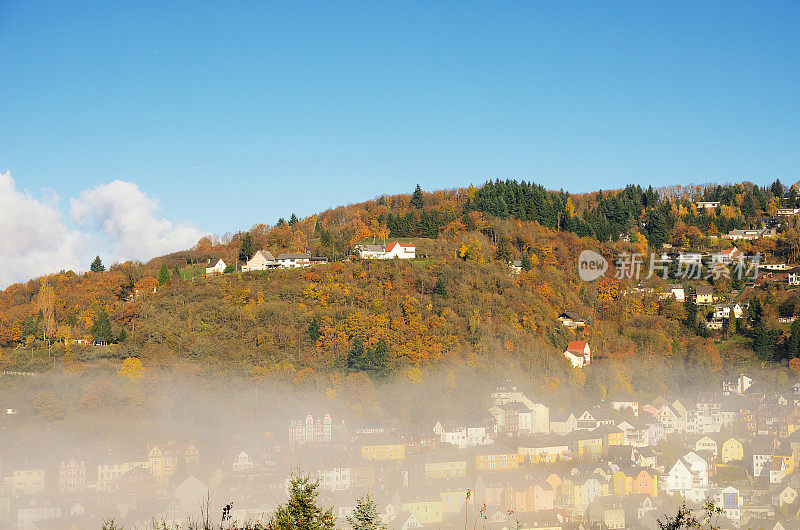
[383,242,415,259]
[564,341,591,368]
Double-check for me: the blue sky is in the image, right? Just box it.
[1,1,799,284]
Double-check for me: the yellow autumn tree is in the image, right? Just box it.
[118,357,144,383]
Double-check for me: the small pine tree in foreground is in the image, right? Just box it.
[266,472,335,530]
[347,495,386,530]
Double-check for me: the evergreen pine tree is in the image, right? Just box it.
[495,236,511,261]
[289,213,299,226]
[684,298,698,332]
[308,317,321,343]
[752,323,777,361]
[347,495,387,530]
[91,310,114,343]
[268,473,335,530]
[366,339,390,380]
[645,210,669,249]
[239,232,255,263]
[788,319,800,357]
[521,253,532,272]
[348,337,367,372]
[741,193,757,218]
[462,213,476,231]
[432,277,448,298]
[158,264,170,285]
[90,255,105,273]
[117,328,127,343]
[411,184,425,209]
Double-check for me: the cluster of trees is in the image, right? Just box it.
[347,338,390,379]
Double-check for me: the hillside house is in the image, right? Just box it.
[719,246,739,263]
[713,303,743,320]
[518,438,571,464]
[752,441,773,479]
[354,244,386,259]
[242,250,276,271]
[148,443,200,481]
[777,208,800,216]
[720,437,744,463]
[58,457,87,494]
[205,258,226,277]
[770,457,786,484]
[276,252,312,268]
[611,396,638,416]
[664,452,708,503]
[697,201,720,209]
[671,284,685,301]
[710,485,741,526]
[788,267,800,286]
[695,285,714,304]
[722,374,752,395]
[564,341,591,368]
[432,419,493,448]
[550,412,578,435]
[384,242,415,259]
[724,228,776,240]
[559,312,587,330]
[289,412,335,444]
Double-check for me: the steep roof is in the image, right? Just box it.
[385,241,415,252]
[566,341,589,353]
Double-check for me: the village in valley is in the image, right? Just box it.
[6,374,800,529]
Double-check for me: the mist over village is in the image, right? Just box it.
[2,2,799,529]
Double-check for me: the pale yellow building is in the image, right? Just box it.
[13,469,46,496]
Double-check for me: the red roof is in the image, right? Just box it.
[385,241,415,252]
[566,341,589,353]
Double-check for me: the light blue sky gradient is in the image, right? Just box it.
[2,1,799,235]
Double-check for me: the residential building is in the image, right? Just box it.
[242,250,276,271]
[558,311,587,330]
[12,469,46,496]
[360,438,405,460]
[474,445,521,471]
[58,457,87,493]
[354,244,386,259]
[694,285,714,304]
[276,252,312,268]
[147,443,200,481]
[564,340,591,368]
[205,258,226,276]
[383,242,415,259]
[290,412,334,444]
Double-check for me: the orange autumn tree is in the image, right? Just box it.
[790,358,800,380]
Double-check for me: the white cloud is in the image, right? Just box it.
[0,172,206,288]
[0,171,87,287]
[70,180,205,261]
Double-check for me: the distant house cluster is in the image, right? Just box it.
[205,252,329,276]
[10,375,800,528]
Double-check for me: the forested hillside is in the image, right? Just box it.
[3,179,800,402]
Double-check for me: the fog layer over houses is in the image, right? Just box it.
[3,365,800,529]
